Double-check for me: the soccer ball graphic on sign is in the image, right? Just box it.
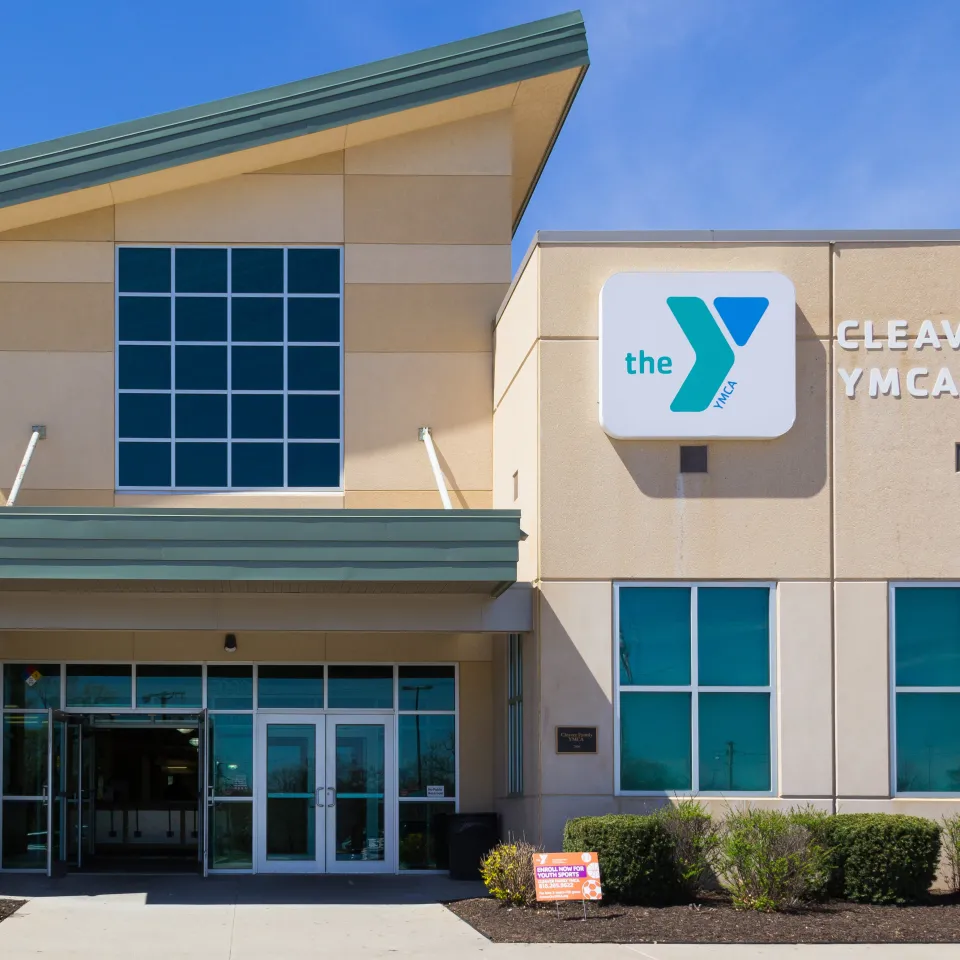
[581,879,602,900]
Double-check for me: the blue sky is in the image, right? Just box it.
[3,1,959,265]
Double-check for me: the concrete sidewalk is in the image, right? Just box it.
[0,876,956,959]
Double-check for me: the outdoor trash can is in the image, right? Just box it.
[447,812,499,880]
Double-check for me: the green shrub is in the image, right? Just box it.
[823,814,940,904]
[787,806,839,900]
[563,814,682,904]
[718,808,828,911]
[480,840,540,906]
[656,799,720,899]
[941,814,960,894]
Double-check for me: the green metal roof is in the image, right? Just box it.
[0,12,588,224]
[0,508,524,596]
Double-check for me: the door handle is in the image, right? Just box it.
[316,787,323,808]
[326,786,336,807]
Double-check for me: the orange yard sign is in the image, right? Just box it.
[533,852,602,902]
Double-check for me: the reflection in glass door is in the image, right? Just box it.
[326,717,394,873]
[255,715,325,873]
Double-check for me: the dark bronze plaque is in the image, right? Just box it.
[556,726,598,754]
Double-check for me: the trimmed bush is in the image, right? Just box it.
[480,840,541,906]
[942,814,960,894]
[787,806,839,900]
[822,814,940,904]
[656,799,721,899]
[718,808,828,911]
[563,814,682,904]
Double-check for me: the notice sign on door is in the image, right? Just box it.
[533,852,603,902]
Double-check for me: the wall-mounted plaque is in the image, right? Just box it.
[556,726,598,754]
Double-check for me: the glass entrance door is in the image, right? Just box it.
[255,714,325,873]
[326,716,394,873]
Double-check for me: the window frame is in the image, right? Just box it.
[114,243,344,493]
[613,581,778,798]
[507,634,523,797]
[889,582,960,798]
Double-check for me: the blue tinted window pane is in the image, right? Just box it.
[175,298,227,341]
[328,665,393,709]
[119,248,170,293]
[176,394,227,439]
[896,693,960,792]
[698,588,770,686]
[288,395,339,440]
[399,715,455,798]
[119,442,170,487]
[288,248,340,294]
[207,666,253,710]
[231,248,283,293]
[119,393,171,439]
[896,588,960,687]
[232,443,283,487]
[3,664,61,709]
[620,692,691,791]
[119,297,170,341]
[136,665,202,708]
[257,666,324,709]
[232,298,283,342]
[175,248,227,293]
[698,693,771,792]
[288,442,340,487]
[288,298,339,342]
[175,442,227,487]
[232,346,283,390]
[66,665,132,707]
[175,345,227,389]
[232,394,283,439]
[288,346,340,390]
[119,345,170,389]
[619,587,691,686]
[210,714,253,797]
[399,666,455,711]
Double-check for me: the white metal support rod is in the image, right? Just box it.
[6,425,46,507]
[418,426,453,510]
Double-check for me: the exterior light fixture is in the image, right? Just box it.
[224,633,238,653]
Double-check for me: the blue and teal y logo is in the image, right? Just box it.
[666,296,769,412]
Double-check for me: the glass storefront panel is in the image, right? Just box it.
[257,666,324,709]
[265,723,316,860]
[66,665,132,708]
[618,587,691,685]
[3,663,61,709]
[1,799,47,869]
[895,588,960,687]
[210,714,253,797]
[207,665,253,710]
[896,692,960,792]
[334,724,385,861]
[2,713,47,797]
[697,588,770,686]
[327,666,393,709]
[398,801,454,870]
[620,692,692,791]
[398,666,455,711]
[136,665,202,709]
[398,715,455,798]
[210,801,253,869]
[698,692,771,792]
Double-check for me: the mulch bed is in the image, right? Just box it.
[446,893,960,944]
[0,900,25,925]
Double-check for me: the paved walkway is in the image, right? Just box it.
[0,875,956,958]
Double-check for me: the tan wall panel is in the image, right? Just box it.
[0,207,114,242]
[835,581,890,798]
[133,631,327,662]
[0,631,136,661]
[343,490,491,509]
[497,796,540,844]
[324,633,492,662]
[0,352,114,490]
[538,243,830,339]
[0,186,114,235]
[344,244,511,284]
[538,339,830,580]
[778,582,834,797]
[538,581,614,797]
[4,489,114,507]
[0,283,113,351]
[493,248,538,405]
[115,493,345,509]
[115,175,343,243]
[493,345,538,582]
[253,152,344,175]
[344,283,502,354]
[0,242,113,283]
[343,352,491,491]
[344,175,510,245]
[458,659,494,811]
[345,110,511,176]
[833,340,960,578]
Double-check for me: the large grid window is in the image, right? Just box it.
[117,246,342,490]
[892,586,960,795]
[615,584,775,795]
[507,634,523,796]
